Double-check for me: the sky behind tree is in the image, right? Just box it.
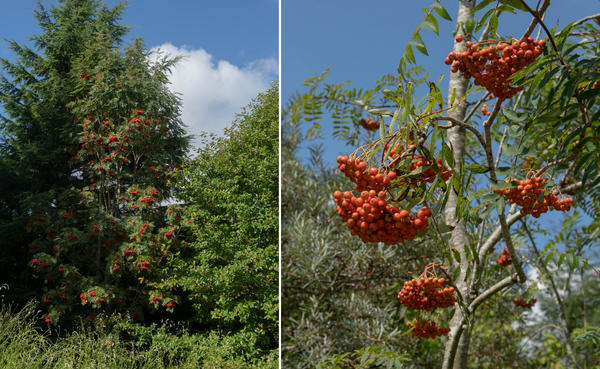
[0,0,278,146]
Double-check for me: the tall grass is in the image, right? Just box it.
[0,303,277,369]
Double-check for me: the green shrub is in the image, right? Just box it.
[0,302,277,369]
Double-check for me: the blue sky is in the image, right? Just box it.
[0,0,278,145]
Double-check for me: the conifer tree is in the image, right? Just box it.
[0,0,129,304]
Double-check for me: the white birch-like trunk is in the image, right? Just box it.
[442,1,476,368]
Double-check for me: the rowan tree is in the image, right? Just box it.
[0,0,190,326]
[283,1,600,368]
[0,0,129,305]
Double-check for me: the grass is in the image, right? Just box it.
[0,302,277,369]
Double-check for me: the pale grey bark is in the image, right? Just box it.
[441,2,476,369]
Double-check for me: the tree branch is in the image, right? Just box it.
[571,13,600,29]
[521,0,551,40]
[480,99,527,283]
[483,101,503,179]
[432,116,486,150]
[535,153,578,177]
[518,0,568,67]
[497,211,527,283]
[469,273,518,312]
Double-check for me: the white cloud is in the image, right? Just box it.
[150,43,277,147]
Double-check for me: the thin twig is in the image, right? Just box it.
[535,153,578,177]
[521,0,551,40]
[433,116,487,150]
[468,273,519,312]
[518,0,568,67]
[571,13,600,29]
[483,100,502,180]
[464,92,491,123]
[497,211,527,283]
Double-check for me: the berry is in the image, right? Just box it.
[513,297,536,308]
[445,38,545,99]
[335,190,430,244]
[406,319,451,339]
[398,276,456,311]
[494,176,573,217]
[497,248,512,266]
[359,117,381,131]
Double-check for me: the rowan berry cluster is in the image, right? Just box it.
[513,297,536,308]
[360,117,380,131]
[398,276,455,311]
[445,37,545,99]
[497,248,512,266]
[335,136,451,244]
[334,190,430,244]
[336,156,395,192]
[411,154,453,183]
[382,143,452,183]
[481,104,491,116]
[493,176,573,217]
[406,319,451,338]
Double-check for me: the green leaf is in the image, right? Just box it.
[465,163,489,173]
[424,172,441,200]
[502,142,517,156]
[432,3,452,20]
[496,196,505,215]
[508,124,523,137]
[420,14,439,35]
[368,108,394,116]
[405,44,416,64]
[503,108,526,122]
[481,191,500,203]
[582,160,598,188]
[526,65,549,91]
[537,67,560,91]
[545,251,555,267]
[476,8,496,32]
[442,143,455,168]
[450,87,457,106]
[535,109,560,123]
[577,87,600,100]
[488,13,499,37]
[561,77,579,109]
[408,165,432,176]
[388,108,400,135]
[498,0,528,11]
[574,153,592,177]
[496,166,514,176]
[451,248,461,263]
[472,0,495,13]
[518,145,535,158]
[451,175,461,193]
[409,31,428,56]
[496,4,517,13]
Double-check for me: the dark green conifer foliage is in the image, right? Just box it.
[0,0,129,304]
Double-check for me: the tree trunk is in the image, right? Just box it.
[442,1,476,369]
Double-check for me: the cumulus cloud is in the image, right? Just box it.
[150,43,277,147]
